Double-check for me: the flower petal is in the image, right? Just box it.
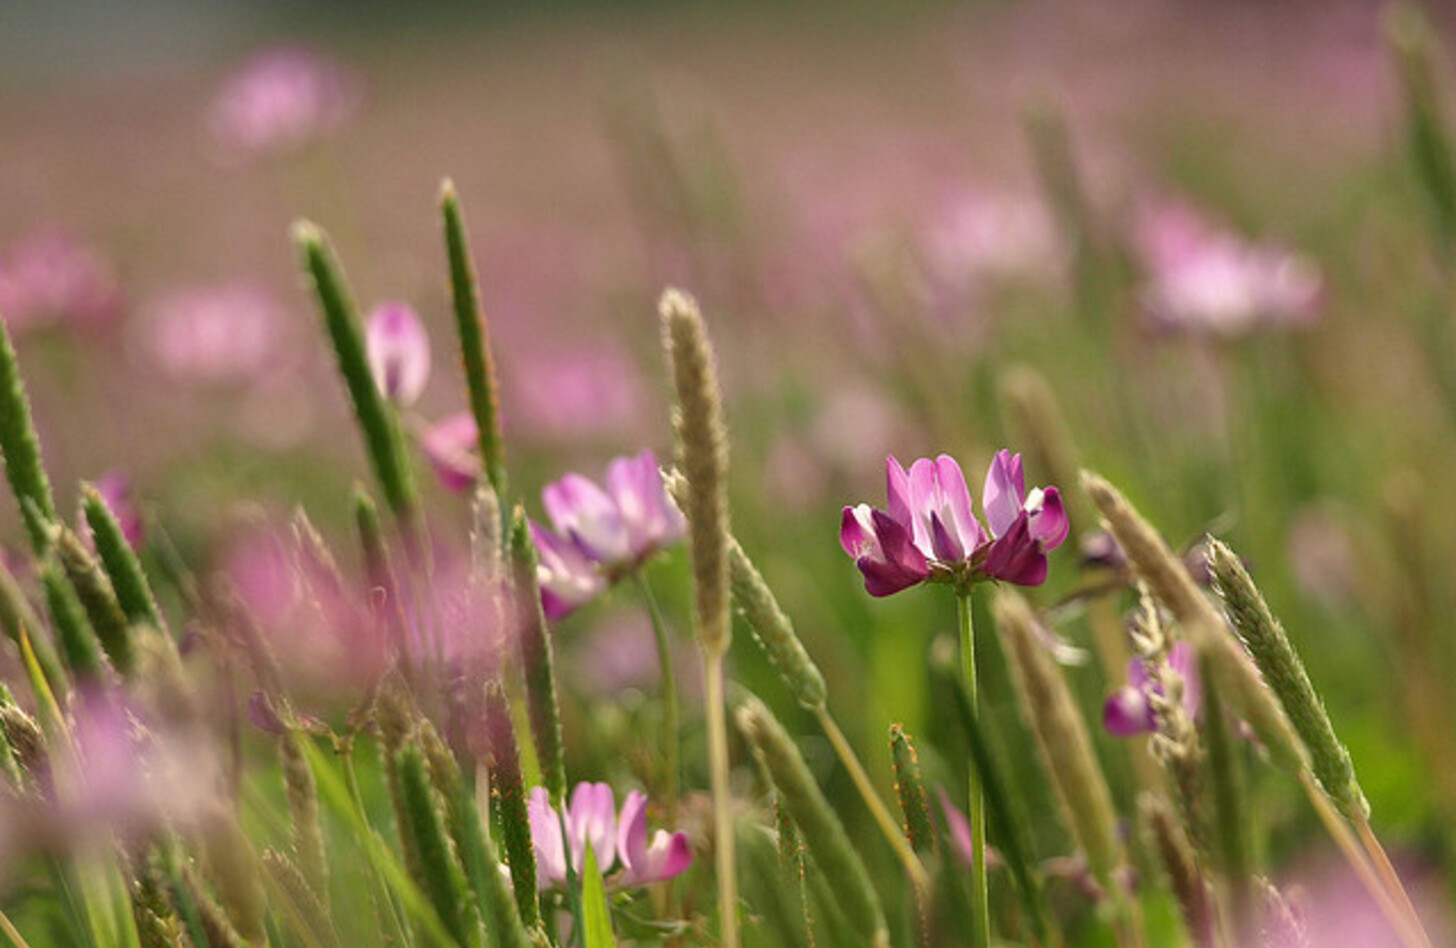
[527,786,566,888]
[934,454,984,553]
[983,515,1049,586]
[884,456,914,528]
[1029,486,1070,550]
[982,450,1026,538]
[605,450,685,560]
[543,474,631,565]
[1103,686,1154,737]
[568,782,618,875]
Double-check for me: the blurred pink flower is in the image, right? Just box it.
[1103,641,1201,737]
[1272,852,1451,947]
[420,412,482,493]
[527,782,692,890]
[0,230,120,333]
[138,283,289,386]
[207,45,361,162]
[366,301,431,406]
[507,344,644,441]
[1134,199,1322,336]
[532,450,686,618]
[920,188,1063,292]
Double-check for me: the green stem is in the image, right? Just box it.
[703,649,739,948]
[957,590,990,948]
[635,573,680,823]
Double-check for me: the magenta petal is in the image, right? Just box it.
[934,454,983,552]
[840,506,874,559]
[929,511,964,562]
[982,450,1026,538]
[1168,641,1202,721]
[885,456,914,527]
[365,301,431,405]
[606,449,685,558]
[544,474,630,565]
[871,509,929,577]
[983,516,1049,586]
[857,557,927,597]
[1103,687,1154,737]
[906,458,940,554]
[1030,487,1070,550]
[638,830,693,884]
[616,790,650,871]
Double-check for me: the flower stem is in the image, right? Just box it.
[636,572,681,825]
[703,648,739,948]
[813,707,930,892]
[957,589,991,948]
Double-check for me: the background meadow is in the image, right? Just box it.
[1,2,1454,946]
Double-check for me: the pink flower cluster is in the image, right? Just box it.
[840,451,1069,595]
[527,782,692,890]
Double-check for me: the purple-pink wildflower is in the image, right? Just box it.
[0,230,120,334]
[1134,200,1322,336]
[207,45,360,162]
[138,283,289,386]
[840,451,1069,596]
[365,302,431,406]
[420,412,482,493]
[527,782,692,890]
[1103,641,1201,737]
[532,450,686,619]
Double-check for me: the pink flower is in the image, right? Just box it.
[0,230,120,333]
[207,45,360,162]
[138,283,289,386]
[840,451,1069,596]
[527,782,692,890]
[420,412,482,493]
[532,450,686,619]
[1103,641,1201,737]
[365,302,430,406]
[1134,200,1322,336]
[507,345,645,441]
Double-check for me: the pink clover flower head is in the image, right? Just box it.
[139,283,289,386]
[0,230,120,333]
[1103,641,1202,737]
[207,45,360,162]
[527,783,691,891]
[1135,200,1322,337]
[840,451,1069,596]
[532,450,686,618]
[420,412,482,493]
[365,301,430,406]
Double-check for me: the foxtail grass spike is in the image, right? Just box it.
[1207,539,1367,819]
[420,720,534,948]
[485,681,541,930]
[1199,649,1253,937]
[200,816,269,946]
[81,483,164,632]
[995,590,1121,893]
[279,729,330,910]
[1081,471,1308,775]
[441,181,507,498]
[0,686,41,790]
[40,560,103,682]
[471,483,504,586]
[661,289,738,948]
[728,538,825,709]
[183,863,252,948]
[1140,794,1215,948]
[737,696,888,948]
[0,556,65,695]
[262,848,341,948]
[889,725,935,856]
[1387,4,1456,249]
[660,289,731,655]
[0,320,56,555]
[294,220,418,527]
[0,689,25,790]
[507,507,565,807]
[395,743,479,948]
[56,526,135,676]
